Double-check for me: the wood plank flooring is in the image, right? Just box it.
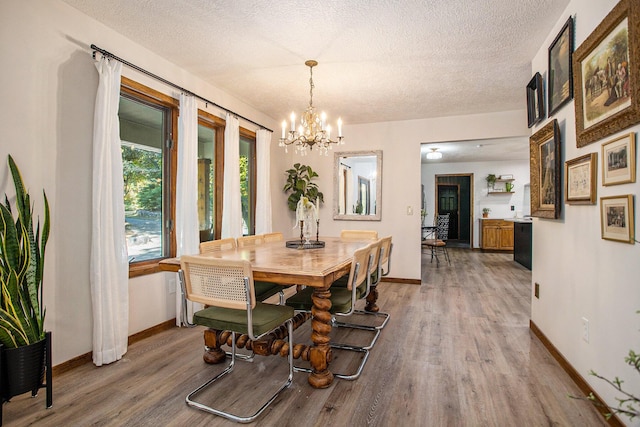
[4,248,606,426]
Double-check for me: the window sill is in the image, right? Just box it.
[129,260,163,278]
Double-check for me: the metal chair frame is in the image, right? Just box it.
[288,243,376,380]
[180,256,294,424]
[423,214,451,267]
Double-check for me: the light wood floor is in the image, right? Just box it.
[4,248,606,426]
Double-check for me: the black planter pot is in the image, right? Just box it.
[1,338,46,399]
[0,331,52,426]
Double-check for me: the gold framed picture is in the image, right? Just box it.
[573,0,639,147]
[530,120,561,218]
[600,194,635,243]
[602,132,636,185]
[565,153,597,204]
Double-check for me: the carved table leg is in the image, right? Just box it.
[308,287,334,388]
[203,328,227,364]
[365,285,380,313]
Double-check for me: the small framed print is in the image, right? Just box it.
[600,194,635,243]
[602,132,636,185]
[527,72,545,128]
[565,153,597,204]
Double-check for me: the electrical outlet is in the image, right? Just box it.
[582,317,589,343]
[510,205,515,211]
[534,282,540,299]
[407,206,413,215]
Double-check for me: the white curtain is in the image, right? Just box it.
[90,57,129,366]
[175,94,201,326]
[255,129,272,234]
[221,113,243,238]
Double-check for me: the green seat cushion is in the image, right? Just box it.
[285,287,354,314]
[193,303,294,337]
[254,281,282,301]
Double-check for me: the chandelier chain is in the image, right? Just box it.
[309,65,314,108]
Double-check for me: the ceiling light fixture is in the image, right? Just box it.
[426,148,442,160]
[280,60,344,155]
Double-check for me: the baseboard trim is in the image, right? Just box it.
[381,277,421,285]
[529,320,624,427]
[52,318,177,377]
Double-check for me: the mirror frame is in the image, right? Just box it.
[333,150,382,221]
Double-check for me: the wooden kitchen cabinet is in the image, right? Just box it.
[480,219,514,250]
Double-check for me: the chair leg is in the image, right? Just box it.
[186,321,294,423]
[442,246,451,266]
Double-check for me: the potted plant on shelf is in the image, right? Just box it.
[283,163,324,212]
[486,174,497,191]
[482,208,491,218]
[0,155,52,416]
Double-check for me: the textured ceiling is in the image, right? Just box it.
[63,0,570,133]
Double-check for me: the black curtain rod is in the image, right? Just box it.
[91,44,273,133]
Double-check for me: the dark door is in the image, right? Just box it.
[437,184,459,239]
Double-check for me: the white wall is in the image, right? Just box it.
[530,0,640,421]
[422,159,530,247]
[0,0,280,366]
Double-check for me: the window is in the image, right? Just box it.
[197,110,225,242]
[239,131,256,236]
[119,77,178,276]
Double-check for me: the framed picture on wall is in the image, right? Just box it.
[527,72,545,128]
[548,16,574,116]
[565,153,597,204]
[602,132,636,185]
[530,119,561,218]
[573,0,640,147]
[600,194,635,243]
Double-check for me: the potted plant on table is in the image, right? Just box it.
[482,208,491,218]
[0,155,52,417]
[283,163,323,212]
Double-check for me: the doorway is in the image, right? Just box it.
[435,174,473,247]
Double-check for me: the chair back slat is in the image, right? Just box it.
[436,214,450,241]
[180,256,255,310]
[347,243,373,291]
[341,230,378,240]
[237,235,265,248]
[199,238,237,254]
[368,239,382,276]
[263,232,284,242]
[379,236,393,276]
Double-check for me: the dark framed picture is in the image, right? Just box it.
[600,194,635,243]
[565,153,597,204]
[530,119,561,218]
[602,132,636,185]
[573,0,640,147]
[527,72,545,128]
[548,16,574,116]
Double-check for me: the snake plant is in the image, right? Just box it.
[0,155,49,348]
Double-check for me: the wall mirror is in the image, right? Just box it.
[333,150,382,221]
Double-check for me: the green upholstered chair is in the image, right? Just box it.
[332,236,391,337]
[179,256,295,423]
[286,242,377,380]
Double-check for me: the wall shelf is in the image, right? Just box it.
[488,176,515,194]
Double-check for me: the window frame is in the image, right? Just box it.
[239,128,257,236]
[121,77,178,278]
[197,109,226,240]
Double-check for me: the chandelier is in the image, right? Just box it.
[279,60,344,155]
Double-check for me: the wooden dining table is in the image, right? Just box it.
[159,236,373,389]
